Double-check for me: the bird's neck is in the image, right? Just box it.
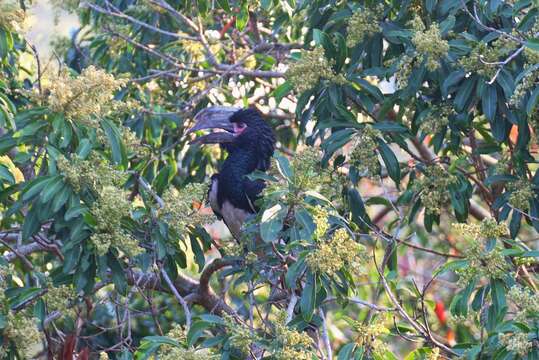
[221,149,259,179]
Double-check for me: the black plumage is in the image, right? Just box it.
[189,107,275,240]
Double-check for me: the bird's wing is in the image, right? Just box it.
[207,174,222,220]
[242,178,265,213]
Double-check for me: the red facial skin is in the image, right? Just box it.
[233,122,247,136]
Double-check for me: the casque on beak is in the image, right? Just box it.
[187,106,240,144]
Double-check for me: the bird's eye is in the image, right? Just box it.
[233,122,247,134]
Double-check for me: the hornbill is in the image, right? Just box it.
[187,107,276,241]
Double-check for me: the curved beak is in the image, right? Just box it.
[187,106,240,144]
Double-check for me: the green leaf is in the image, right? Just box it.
[353,78,383,101]
[0,29,8,58]
[76,138,92,158]
[484,174,517,186]
[216,0,231,12]
[520,250,539,257]
[348,187,371,229]
[8,287,43,310]
[490,279,507,318]
[187,320,213,347]
[371,122,408,133]
[338,343,356,360]
[275,153,293,181]
[454,76,476,112]
[482,84,497,121]
[0,164,15,184]
[197,314,225,325]
[260,203,285,243]
[272,82,293,103]
[526,85,539,114]
[39,176,65,204]
[22,207,41,240]
[13,121,47,138]
[301,271,317,321]
[236,2,249,31]
[433,259,468,277]
[525,38,539,52]
[52,186,71,212]
[197,0,208,15]
[377,140,401,185]
[101,119,127,169]
[107,253,127,294]
[0,136,16,155]
[135,336,181,360]
[189,234,205,272]
[295,207,315,239]
[65,205,88,221]
[285,256,306,290]
[22,175,56,202]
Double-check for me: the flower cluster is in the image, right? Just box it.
[507,179,534,211]
[349,125,382,178]
[454,218,511,284]
[180,38,206,63]
[90,186,141,257]
[157,324,216,360]
[121,126,147,157]
[510,66,539,106]
[221,241,244,257]
[452,218,507,240]
[287,47,342,93]
[235,47,257,70]
[3,311,41,358]
[271,311,313,360]
[306,228,368,276]
[448,310,479,329]
[44,283,77,317]
[499,332,532,357]
[395,54,416,89]
[0,0,25,32]
[427,348,440,360]
[223,314,260,355]
[57,153,125,193]
[291,147,331,191]
[459,42,500,79]
[264,148,335,204]
[412,22,449,71]
[346,5,384,48]
[161,183,213,233]
[125,1,166,16]
[494,148,512,175]
[348,317,389,356]
[158,347,215,360]
[0,262,15,283]
[43,66,127,126]
[524,46,539,64]
[507,285,539,322]
[414,165,457,215]
[419,103,454,134]
[312,206,330,240]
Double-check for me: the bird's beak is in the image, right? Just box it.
[187,106,240,144]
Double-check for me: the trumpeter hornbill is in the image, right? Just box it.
[187,106,276,241]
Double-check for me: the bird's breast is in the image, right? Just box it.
[209,175,250,241]
[221,200,250,241]
[208,176,220,218]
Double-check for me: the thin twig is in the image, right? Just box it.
[319,309,332,360]
[285,292,298,323]
[160,268,192,330]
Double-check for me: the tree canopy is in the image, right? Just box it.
[1,0,539,359]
